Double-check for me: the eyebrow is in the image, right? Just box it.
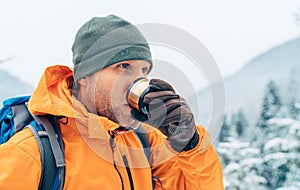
[114,61,151,72]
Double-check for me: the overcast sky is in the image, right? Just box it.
[1,0,300,87]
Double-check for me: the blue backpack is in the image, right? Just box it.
[0,96,162,190]
[0,96,65,190]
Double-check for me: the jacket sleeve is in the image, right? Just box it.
[0,128,41,189]
[148,125,224,190]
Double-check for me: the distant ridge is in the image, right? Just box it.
[197,35,300,126]
[0,69,33,103]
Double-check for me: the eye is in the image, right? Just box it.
[120,63,129,69]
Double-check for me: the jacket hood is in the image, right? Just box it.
[28,65,74,117]
[28,65,120,133]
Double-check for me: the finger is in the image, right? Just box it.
[162,112,194,127]
[147,99,188,123]
[149,79,175,91]
[131,102,167,128]
[162,102,194,126]
[147,101,167,122]
[143,90,179,104]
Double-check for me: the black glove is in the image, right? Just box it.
[131,79,199,152]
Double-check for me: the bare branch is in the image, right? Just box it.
[0,55,17,65]
[294,8,300,26]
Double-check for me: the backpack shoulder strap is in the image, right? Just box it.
[134,125,165,190]
[33,115,65,168]
[0,96,65,190]
[134,125,151,161]
[27,124,57,190]
[29,115,65,190]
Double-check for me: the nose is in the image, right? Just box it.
[127,67,148,86]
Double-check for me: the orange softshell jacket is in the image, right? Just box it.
[0,65,224,190]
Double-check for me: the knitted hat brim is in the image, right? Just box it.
[74,44,152,81]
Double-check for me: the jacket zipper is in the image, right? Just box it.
[122,155,134,190]
[109,135,124,190]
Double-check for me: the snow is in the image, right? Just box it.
[288,140,300,151]
[263,152,289,167]
[223,162,268,190]
[268,118,295,127]
[218,141,250,149]
[244,172,267,186]
[276,186,300,190]
[239,148,260,157]
[263,137,289,153]
[240,158,264,168]
[289,122,300,137]
[223,163,241,174]
[213,39,300,189]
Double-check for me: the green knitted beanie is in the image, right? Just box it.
[72,15,152,81]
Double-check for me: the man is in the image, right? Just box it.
[0,15,223,189]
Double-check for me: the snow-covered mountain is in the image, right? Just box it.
[0,69,33,103]
[197,35,300,126]
[209,36,300,189]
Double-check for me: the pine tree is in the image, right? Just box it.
[218,114,231,142]
[262,163,289,189]
[257,80,282,129]
[289,98,300,119]
[234,110,249,138]
[287,69,300,119]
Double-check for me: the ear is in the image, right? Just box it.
[77,77,88,87]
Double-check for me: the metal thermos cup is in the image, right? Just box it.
[126,78,154,114]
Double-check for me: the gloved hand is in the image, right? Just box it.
[131,79,199,152]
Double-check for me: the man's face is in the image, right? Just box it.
[84,60,151,128]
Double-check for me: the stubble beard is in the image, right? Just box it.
[95,90,137,128]
[97,103,138,128]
